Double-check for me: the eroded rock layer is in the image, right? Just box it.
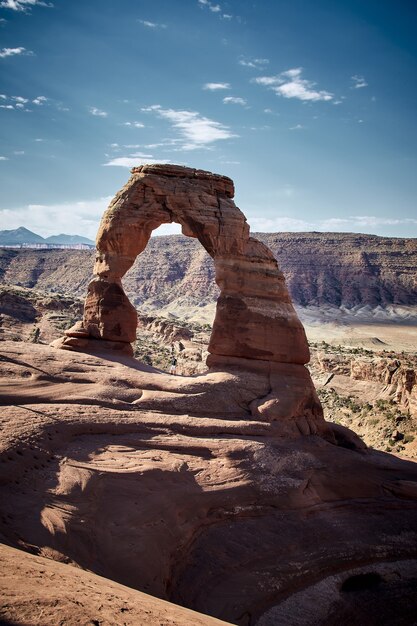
[1,341,417,625]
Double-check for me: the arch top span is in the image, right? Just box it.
[58,164,310,369]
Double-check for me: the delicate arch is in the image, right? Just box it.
[61,164,309,366]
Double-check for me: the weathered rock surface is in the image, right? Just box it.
[0,340,417,625]
[0,543,229,626]
[54,165,323,434]
[59,165,309,366]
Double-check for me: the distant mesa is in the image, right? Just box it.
[0,226,94,248]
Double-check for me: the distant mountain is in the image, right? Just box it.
[0,227,45,245]
[45,234,95,245]
[0,227,94,246]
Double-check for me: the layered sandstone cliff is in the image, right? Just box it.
[1,231,416,313]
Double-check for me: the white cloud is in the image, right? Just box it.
[249,216,313,231]
[0,46,33,58]
[198,0,221,12]
[123,121,145,128]
[13,150,25,155]
[223,96,246,105]
[141,104,237,150]
[0,0,52,10]
[348,215,417,227]
[0,93,59,112]
[138,19,167,28]
[203,82,231,90]
[351,75,368,89]
[0,196,112,239]
[254,67,334,102]
[248,214,417,234]
[239,57,269,69]
[103,157,170,168]
[0,156,9,160]
[89,107,108,117]
[289,124,304,130]
[32,95,48,105]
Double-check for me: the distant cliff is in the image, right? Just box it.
[0,232,416,311]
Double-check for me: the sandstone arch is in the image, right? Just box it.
[56,164,325,432]
[62,164,309,366]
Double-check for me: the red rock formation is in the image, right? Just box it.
[54,165,323,436]
[1,341,417,625]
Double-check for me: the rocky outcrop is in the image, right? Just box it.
[1,341,417,625]
[351,356,417,417]
[53,165,325,436]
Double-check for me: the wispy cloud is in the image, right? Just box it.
[122,121,145,128]
[0,94,29,109]
[203,82,231,90]
[223,96,246,105]
[351,75,368,89]
[197,0,233,20]
[248,214,417,233]
[198,0,221,13]
[0,0,52,10]
[141,104,237,150]
[0,196,111,240]
[239,57,269,69]
[138,19,167,28]
[0,93,65,112]
[289,123,304,130]
[249,216,312,232]
[0,46,33,58]
[103,156,170,168]
[89,107,107,117]
[0,156,9,161]
[347,215,417,227]
[32,95,48,105]
[254,67,333,102]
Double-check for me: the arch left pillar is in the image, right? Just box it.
[55,177,172,355]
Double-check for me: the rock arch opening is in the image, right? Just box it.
[59,164,310,369]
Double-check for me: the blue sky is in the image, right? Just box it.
[0,0,416,238]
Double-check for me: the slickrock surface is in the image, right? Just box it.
[0,543,230,626]
[2,167,417,624]
[1,340,417,625]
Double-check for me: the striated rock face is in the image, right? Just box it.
[2,232,417,313]
[54,165,323,435]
